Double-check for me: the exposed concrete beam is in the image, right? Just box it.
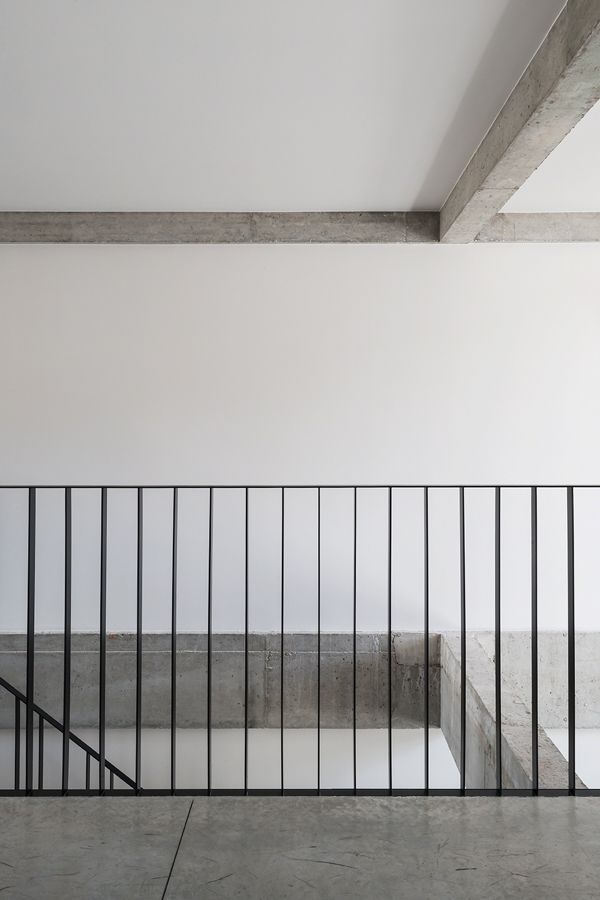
[440,633,585,790]
[477,212,600,242]
[2,210,599,245]
[440,0,600,244]
[0,211,439,244]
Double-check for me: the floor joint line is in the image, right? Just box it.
[161,798,194,899]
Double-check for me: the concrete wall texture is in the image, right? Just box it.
[0,632,439,730]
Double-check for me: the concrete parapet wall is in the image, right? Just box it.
[0,632,440,730]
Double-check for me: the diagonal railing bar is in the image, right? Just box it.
[0,675,136,791]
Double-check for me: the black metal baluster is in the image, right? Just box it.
[317,487,321,796]
[244,487,249,796]
[38,715,44,790]
[353,487,357,795]
[85,754,90,791]
[280,488,285,796]
[25,487,36,795]
[460,487,466,794]
[531,487,539,795]
[567,486,575,795]
[388,487,393,795]
[14,698,20,791]
[135,488,143,793]
[171,487,178,794]
[424,488,429,794]
[62,487,72,794]
[495,487,502,794]
[207,488,213,794]
[99,487,107,795]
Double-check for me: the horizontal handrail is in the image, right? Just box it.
[0,484,598,489]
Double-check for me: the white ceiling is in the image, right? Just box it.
[504,100,600,213]
[0,0,565,212]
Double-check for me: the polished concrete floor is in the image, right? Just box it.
[1,797,600,898]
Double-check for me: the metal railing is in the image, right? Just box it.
[0,485,594,796]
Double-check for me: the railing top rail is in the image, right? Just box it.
[0,484,597,490]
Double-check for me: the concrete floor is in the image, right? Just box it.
[1,797,600,899]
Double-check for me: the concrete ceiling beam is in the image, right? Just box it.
[440,0,600,244]
[0,211,439,244]
[477,212,600,242]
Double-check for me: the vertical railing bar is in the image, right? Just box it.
[99,487,107,795]
[171,487,178,795]
[280,487,285,796]
[85,753,90,791]
[567,486,576,795]
[495,486,502,795]
[387,487,393,795]
[110,771,114,791]
[353,487,358,795]
[38,714,44,790]
[207,487,213,795]
[317,487,321,796]
[460,486,466,794]
[424,487,429,794]
[62,487,72,794]
[25,487,36,795]
[531,486,539,794]
[244,488,249,795]
[14,698,21,790]
[135,488,143,793]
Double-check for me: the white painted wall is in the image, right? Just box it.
[1,243,600,633]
